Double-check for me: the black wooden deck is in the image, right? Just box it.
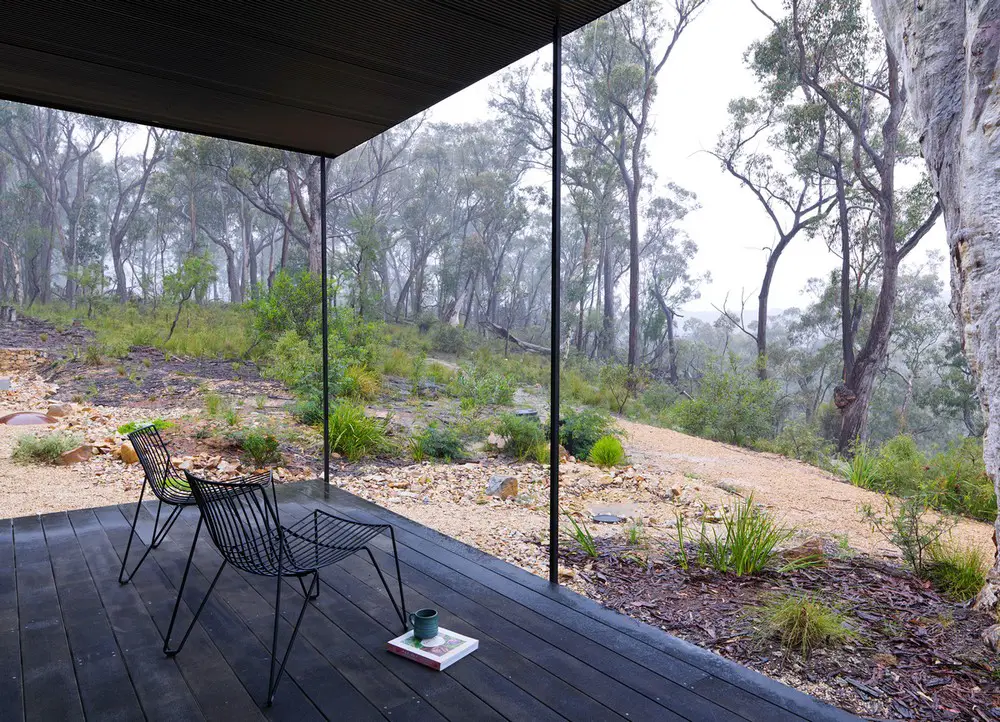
[0,479,859,721]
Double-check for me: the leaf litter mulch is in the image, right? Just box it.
[560,540,1000,721]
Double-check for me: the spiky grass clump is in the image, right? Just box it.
[328,402,393,462]
[563,512,598,558]
[588,435,625,468]
[926,543,988,601]
[756,594,853,658]
[12,433,83,464]
[697,494,792,576]
[238,430,283,468]
[409,423,466,462]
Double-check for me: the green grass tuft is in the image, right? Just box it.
[563,512,598,557]
[926,543,988,601]
[12,433,83,464]
[756,594,853,657]
[589,435,625,468]
[328,402,393,462]
[697,494,792,576]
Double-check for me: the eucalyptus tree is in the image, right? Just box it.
[713,93,829,378]
[871,0,1000,615]
[565,0,708,372]
[752,0,941,451]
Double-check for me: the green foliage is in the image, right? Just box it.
[328,402,393,462]
[265,331,319,390]
[925,543,988,602]
[696,494,792,576]
[448,363,516,409]
[431,324,471,355]
[204,391,225,417]
[12,432,83,464]
[599,363,649,414]
[673,355,777,446]
[410,423,466,462]
[860,493,957,577]
[117,418,174,436]
[84,344,103,366]
[589,435,625,468]
[246,270,324,343]
[625,519,644,546]
[754,419,834,467]
[563,512,598,557]
[235,430,283,467]
[560,407,616,459]
[843,435,995,522]
[844,443,880,489]
[293,397,325,426]
[343,365,381,401]
[495,413,545,460]
[381,347,415,377]
[756,594,853,658]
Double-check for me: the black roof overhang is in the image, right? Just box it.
[0,1,627,156]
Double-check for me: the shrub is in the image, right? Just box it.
[757,419,834,467]
[431,324,470,355]
[410,423,466,462]
[756,594,853,658]
[328,402,392,462]
[293,397,325,426]
[12,433,83,464]
[599,363,648,414]
[697,494,792,576]
[117,418,174,436]
[84,344,103,366]
[860,493,957,577]
[673,355,777,446]
[344,365,380,401]
[927,438,996,522]
[495,413,545,460]
[246,269,323,343]
[448,364,516,409]
[563,512,598,557]
[874,435,926,496]
[265,330,319,390]
[237,431,283,467]
[925,543,988,601]
[589,435,625,468]
[560,407,616,459]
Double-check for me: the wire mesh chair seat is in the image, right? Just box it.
[164,470,407,707]
[118,425,196,584]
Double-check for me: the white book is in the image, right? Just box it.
[386,627,479,671]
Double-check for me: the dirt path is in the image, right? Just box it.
[618,419,995,558]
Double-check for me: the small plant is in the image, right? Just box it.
[844,443,880,489]
[560,408,616,459]
[697,494,792,576]
[344,365,380,401]
[925,543,988,601]
[860,493,957,577]
[674,511,690,570]
[409,423,466,462]
[12,432,83,464]
[495,413,546,460]
[589,435,625,468]
[448,363,515,409]
[328,402,393,462]
[532,442,549,465]
[238,430,283,468]
[293,397,325,426]
[117,418,174,436]
[563,512,598,558]
[204,391,224,417]
[224,407,241,427]
[255,395,268,410]
[625,519,644,546]
[84,344,103,366]
[756,594,853,658]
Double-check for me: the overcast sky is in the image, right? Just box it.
[425,0,949,316]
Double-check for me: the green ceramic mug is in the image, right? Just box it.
[409,608,439,640]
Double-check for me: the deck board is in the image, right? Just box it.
[0,480,860,721]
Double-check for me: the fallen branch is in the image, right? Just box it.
[480,320,551,355]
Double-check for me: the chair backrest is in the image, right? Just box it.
[184,471,283,574]
[128,425,179,501]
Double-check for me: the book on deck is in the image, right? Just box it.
[387,628,478,671]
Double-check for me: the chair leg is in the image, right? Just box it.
[119,484,186,584]
[163,516,224,656]
[365,532,407,633]
[267,571,318,706]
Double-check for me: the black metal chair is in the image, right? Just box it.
[119,425,196,584]
[164,470,407,706]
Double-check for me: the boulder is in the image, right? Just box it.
[486,474,518,500]
[56,445,92,466]
[46,403,70,418]
[783,537,826,566]
[119,442,140,465]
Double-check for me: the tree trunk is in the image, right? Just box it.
[626,185,640,369]
[871,0,1000,614]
